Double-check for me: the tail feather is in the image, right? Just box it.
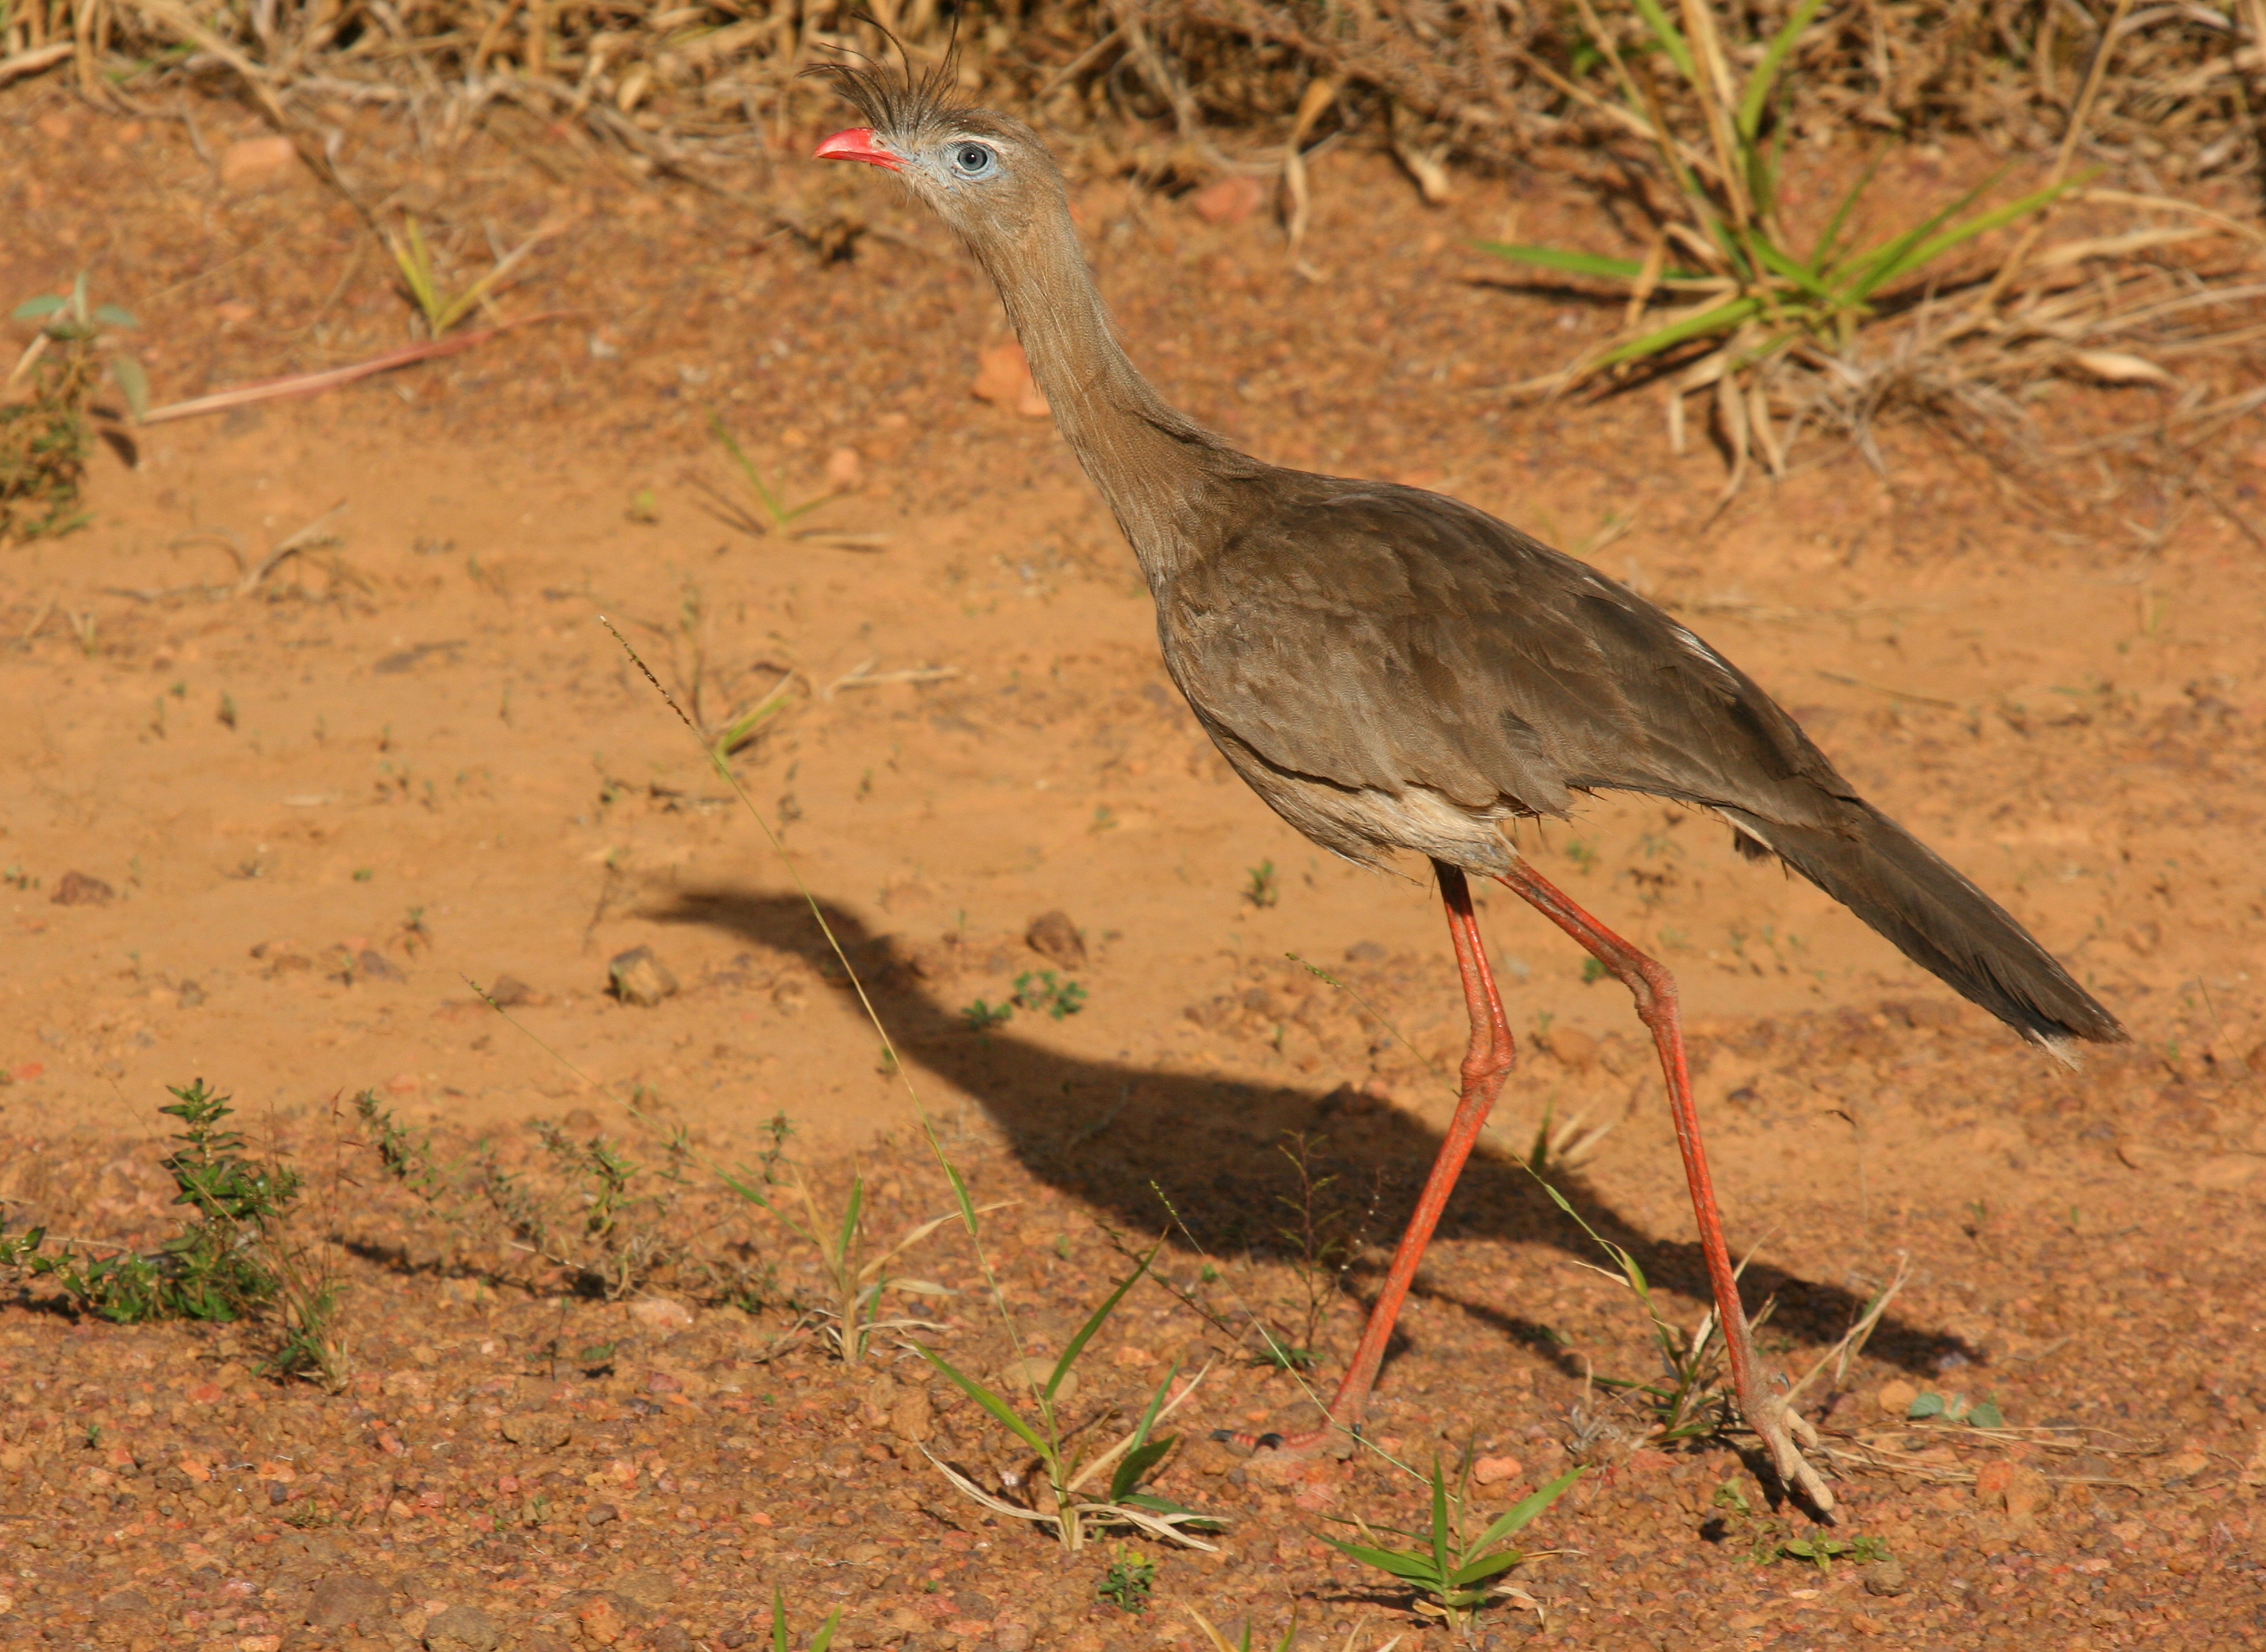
[1724,802,2124,1049]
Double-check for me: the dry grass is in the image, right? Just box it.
[0,0,2255,193]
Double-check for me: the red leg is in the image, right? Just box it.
[1493,856,1834,1513]
[1219,860,1514,1455]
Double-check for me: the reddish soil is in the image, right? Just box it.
[2,75,2263,1652]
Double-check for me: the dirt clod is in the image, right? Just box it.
[425,1602,503,1651]
[500,1412,571,1449]
[1025,908,1087,968]
[608,947,679,1007]
[307,1573,395,1629]
[50,871,114,905]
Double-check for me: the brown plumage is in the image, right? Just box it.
[813,59,2122,1513]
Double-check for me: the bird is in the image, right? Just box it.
[810,54,2123,1512]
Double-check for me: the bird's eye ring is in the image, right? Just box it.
[949,142,996,177]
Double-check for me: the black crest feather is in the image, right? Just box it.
[802,20,961,135]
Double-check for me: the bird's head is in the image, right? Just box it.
[808,54,1065,252]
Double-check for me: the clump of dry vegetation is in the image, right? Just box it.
[0,0,2253,189]
[6,0,2257,500]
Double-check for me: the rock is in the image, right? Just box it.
[823,446,864,491]
[608,947,678,1007]
[994,1623,1034,1652]
[307,1573,395,1630]
[500,1412,570,1451]
[2004,1464,2053,1520]
[1863,1559,1910,1596]
[1874,1379,1919,1417]
[50,871,114,906]
[892,1383,934,1444]
[610,1571,674,1609]
[997,1356,1074,1402]
[178,979,206,1007]
[2246,1039,2266,1076]
[566,1589,644,1642]
[1024,910,1087,968]
[971,342,1050,418]
[1472,1454,1523,1486]
[1973,1459,2015,1506]
[220,134,298,188]
[648,1627,694,1652]
[628,1295,694,1333]
[96,1589,155,1616]
[358,949,406,983]
[586,1501,620,1525]
[1189,174,1266,225]
[425,1603,502,1651]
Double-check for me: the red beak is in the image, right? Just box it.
[814,127,903,171]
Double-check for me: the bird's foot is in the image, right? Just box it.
[1209,1421,1360,1462]
[1751,1393,1836,1517]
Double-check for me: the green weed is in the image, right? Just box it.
[1013,970,1088,1019]
[353,1092,704,1302]
[0,1079,345,1384]
[1243,861,1280,909]
[1772,1532,1892,1572]
[1321,1456,1582,1632]
[961,997,1014,1032]
[710,413,835,535]
[717,1150,970,1364]
[1907,1390,2005,1427]
[763,1586,842,1651]
[384,214,545,339]
[913,1209,1223,1553]
[1096,1547,1156,1613]
[1483,0,2085,486]
[4,272,147,542]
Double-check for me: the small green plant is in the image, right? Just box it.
[1255,1131,1373,1372]
[1482,0,2085,485]
[384,214,544,339]
[1243,861,1279,909]
[0,1080,299,1326]
[1581,957,1608,984]
[355,1093,703,1302]
[710,414,834,535]
[914,1230,1223,1552]
[1907,1390,2005,1428]
[1533,1180,1735,1444]
[4,273,148,542]
[1772,1532,1892,1573]
[763,1586,842,1651]
[1096,1547,1156,1613]
[1012,970,1088,1020]
[961,997,1014,1032]
[1321,1457,1583,1632]
[717,1154,969,1364]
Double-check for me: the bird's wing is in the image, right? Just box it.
[1160,482,1855,826]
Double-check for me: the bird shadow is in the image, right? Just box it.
[651,884,1976,1385]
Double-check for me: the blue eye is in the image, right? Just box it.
[948,142,996,178]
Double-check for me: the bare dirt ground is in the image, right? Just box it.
[2,78,2265,1652]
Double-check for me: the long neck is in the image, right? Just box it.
[968,204,1243,586]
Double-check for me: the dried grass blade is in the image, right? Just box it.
[139,314,567,425]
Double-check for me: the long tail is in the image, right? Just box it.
[1724,800,2124,1057]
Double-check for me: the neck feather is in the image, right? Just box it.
[966,202,1244,584]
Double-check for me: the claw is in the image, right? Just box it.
[1756,1395,1835,1517]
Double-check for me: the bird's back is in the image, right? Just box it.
[1157,470,1856,846]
